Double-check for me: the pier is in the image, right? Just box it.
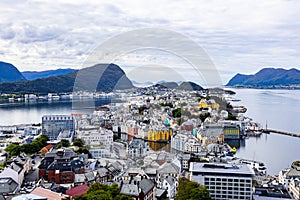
[261,129,300,138]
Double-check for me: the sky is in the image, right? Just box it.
[1,0,300,85]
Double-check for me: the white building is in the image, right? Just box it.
[190,162,254,200]
[278,167,300,189]
[77,127,113,149]
[158,175,178,199]
[57,130,74,144]
[289,178,300,200]
[127,138,148,159]
[171,132,202,153]
[0,126,17,133]
[77,127,113,158]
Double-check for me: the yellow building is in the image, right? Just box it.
[147,129,173,141]
[199,99,220,109]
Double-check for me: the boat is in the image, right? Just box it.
[230,105,247,113]
[231,147,237,154]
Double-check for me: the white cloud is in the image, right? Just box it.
[0,0,299,84]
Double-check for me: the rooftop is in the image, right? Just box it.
[190,162,255,175]
[31,187,69,200]
[66,184,89,197]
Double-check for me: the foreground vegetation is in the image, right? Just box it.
[175,177,211,200]
[74,183,132,200]
[5,134,49,156]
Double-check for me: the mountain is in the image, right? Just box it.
[176,81,204,90]
[160,82,178,89]
[0,61,26,83]
[132,80,155,87]
[0,63,134,93]
[227,68,300,87]
[22,68,77,80]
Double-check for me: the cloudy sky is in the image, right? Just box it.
[1,0,300,84]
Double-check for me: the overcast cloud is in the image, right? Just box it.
[0,0,300,84]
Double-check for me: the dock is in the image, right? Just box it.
[261,129,300,138]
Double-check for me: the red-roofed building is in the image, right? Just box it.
[40,144,53,156]
[66,184,89,197]
[31,187,69,200]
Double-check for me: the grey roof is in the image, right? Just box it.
[120,183,140,196]
[144,168,157,175]
[128,139,146,148]
[201,125,224,137]
[156,188,167,197]
[44,148,77,160]
[10,162,23,173]
[286,168,300,178]
[158,162,180,175]
[190,162,255,176]
[97,168,109,177]
[165,176,176,185]
[111,161,123,171]
[125,168,147,176]
[0,177,18,194]
[139,179,154,194]
[85,171,95,182]
[74,174,86,183]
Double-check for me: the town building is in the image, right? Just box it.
[42,115,75,140]
[38,148,85,184]
[77,127,114,158]
[120,178,155,200]
[171,132,202,153]
[197,124,224,146]
[128,138,148,159]
[190,162,254,200]
[289,178,300,200]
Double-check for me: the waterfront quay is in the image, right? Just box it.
[262,129,300,138]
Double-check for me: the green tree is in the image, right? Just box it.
[57,139,70,148]
[5,143,21,156]
[227,112,237,121]
[76,147,92,158]
[199,112,211,122]
[175,177,211,200]
[73,138,84,147]
[74,182,132,200]
[5,134,49,156]
[172,108,182,118]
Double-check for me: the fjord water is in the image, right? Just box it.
[232,88,300,175]
[0,99,112,125]
[0,89,299,175]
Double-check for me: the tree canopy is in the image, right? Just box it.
[175,177,211,200]
[5,134,49,156]
[73,138,84,147]
[56,139,70,149]
[74,183,132,200]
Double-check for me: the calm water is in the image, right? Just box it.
[232,89,300,175]
[0,89,299,175]
[0,99,113,125]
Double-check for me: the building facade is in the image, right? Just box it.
[190,162,254,200]
[42,115,75,140]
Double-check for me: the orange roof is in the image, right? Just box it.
[44,144,53,150]
[31,187,69,200]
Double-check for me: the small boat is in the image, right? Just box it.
[231,147,237,154]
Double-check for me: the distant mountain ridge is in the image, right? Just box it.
[0,63,134,93]
[22,68,77,80]
[154,81,204,90]
[0,61,26,83]
[227,68,300,87]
